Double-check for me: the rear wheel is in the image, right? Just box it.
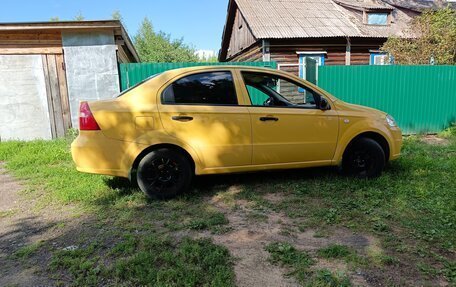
[137,148,193,199]
[342,137,385,178]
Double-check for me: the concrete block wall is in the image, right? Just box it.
[62,31,120,128]
[0,55,52,140]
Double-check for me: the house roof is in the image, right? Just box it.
[0,20,139,62]
[231,0,412,39]
[382,0,456,12]
[333,0,393,11]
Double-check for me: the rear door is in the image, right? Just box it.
[158,70,252,169]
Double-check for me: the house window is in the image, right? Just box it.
[367,13,388,25]
[298,53,325,80]
[370,52,390,65]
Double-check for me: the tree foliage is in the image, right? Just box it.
[134,18,198,63]
[73,12,85,21]
[382,7,456,65]
[111,10,123,21]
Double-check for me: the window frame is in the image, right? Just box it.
[370,52,390,65]
[160,70,240,107]
[240,71,329,110]
[297,52,325,82]
[365,12,390,26]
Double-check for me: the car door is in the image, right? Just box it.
[238,70,339,165]
[158,70,252,169]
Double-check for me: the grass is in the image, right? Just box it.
[49,236,234,287]
[0,139,110,204]
[0,137,234,286]
[234,130,456,284]
[265,242,352,286]
[113,237,234,286]
[265,242,315,283]
[13,241,43,259]
[317,245,352,260]
[1,126,456,285]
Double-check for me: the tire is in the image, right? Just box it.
[342,137,386,178]
[137,148,193,199]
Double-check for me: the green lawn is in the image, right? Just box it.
[0,126,455,286]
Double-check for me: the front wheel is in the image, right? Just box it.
[342,138,386,178]
[137,148,193,199]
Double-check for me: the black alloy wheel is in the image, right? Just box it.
[137,148,193,199]
[342,137,385,178]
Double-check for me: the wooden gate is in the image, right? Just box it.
[42,54,71,138]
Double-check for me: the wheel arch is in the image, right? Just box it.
[129,143,196,181]
[343,132,390,163]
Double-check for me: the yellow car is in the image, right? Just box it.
[71,66,402,199]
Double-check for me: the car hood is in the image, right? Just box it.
[334,100,387,118]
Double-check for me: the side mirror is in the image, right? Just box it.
[319,98,330,110]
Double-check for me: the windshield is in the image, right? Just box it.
[115,73,162,98]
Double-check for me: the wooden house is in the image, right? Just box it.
[218,0,447,75]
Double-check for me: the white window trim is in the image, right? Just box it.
[296,51,328,55]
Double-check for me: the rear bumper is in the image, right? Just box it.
[71,131,130,178]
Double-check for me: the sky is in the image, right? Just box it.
[0,0,230,52]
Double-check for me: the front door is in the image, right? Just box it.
[239,71,339,165]
[158,70,252,169]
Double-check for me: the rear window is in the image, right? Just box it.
[162,71,237,105]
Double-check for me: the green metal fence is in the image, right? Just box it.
[119,62,277,91]
[119,63,455,134]
[319,65,456,134]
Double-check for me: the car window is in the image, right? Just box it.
[162,71,238,105]
[242,72,321,109]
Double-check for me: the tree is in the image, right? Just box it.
[134,18,198,63]
[382,7,456,65]
[50,16,60,22]
[74,12,85,21]
[112,10,123,21]
[205,55,219,63]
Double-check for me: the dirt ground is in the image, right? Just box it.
[207,186,373,287]
[0,164,444,287]
[0,164,88,287]
[0,165,373,287]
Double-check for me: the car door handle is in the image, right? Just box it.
[172,116,194,122]
[260,116,279,122]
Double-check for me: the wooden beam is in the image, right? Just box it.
[42,55,56,139]
[0,21,121,31]
[46,54,65,137]
[55,54,71,131]
[0,46,63,55]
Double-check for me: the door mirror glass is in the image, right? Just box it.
[263,97,276,106]
[319,98,330,110]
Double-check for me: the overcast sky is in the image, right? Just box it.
[0,0,229,52]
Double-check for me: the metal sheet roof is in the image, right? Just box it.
[234,0,413,39]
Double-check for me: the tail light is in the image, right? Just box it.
[79,102,100,131]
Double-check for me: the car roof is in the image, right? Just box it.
[161,65,275,74]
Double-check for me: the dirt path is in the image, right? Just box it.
[206,187,371,287]
[0,163,21,215]
[0,164,85,287]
